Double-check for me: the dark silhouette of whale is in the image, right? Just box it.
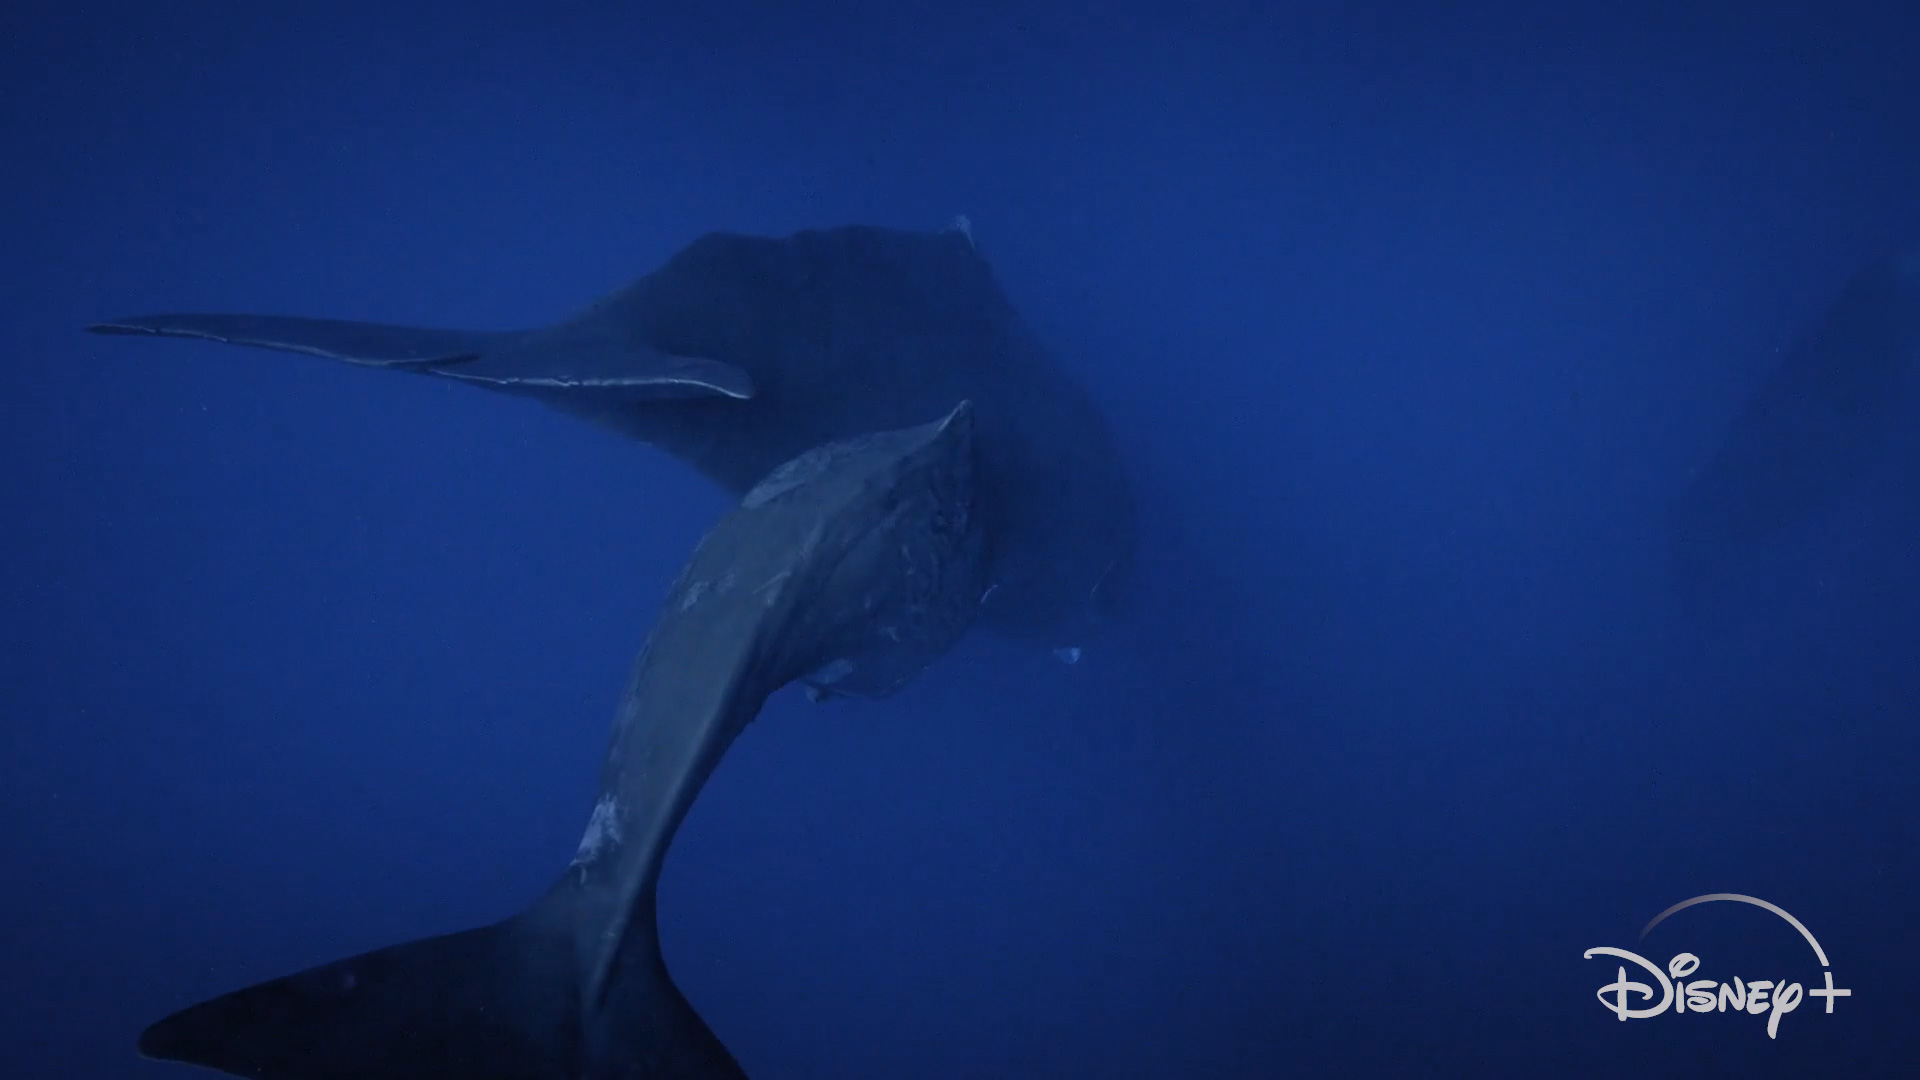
[137,402,988,1080]
[1670,250,1919,592]
[88,223,1135,654]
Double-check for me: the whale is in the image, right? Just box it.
[88,223,1135,654]
[135,401,989,1079]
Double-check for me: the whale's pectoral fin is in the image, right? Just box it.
[428,332,756,401]
[87,314,756,401]
[86,314,504,367]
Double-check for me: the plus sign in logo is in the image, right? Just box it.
[1584,893,1851,1039]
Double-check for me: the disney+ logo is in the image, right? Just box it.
[1583,893,1850,1040]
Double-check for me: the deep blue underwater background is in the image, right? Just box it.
[5,1,1918,1077]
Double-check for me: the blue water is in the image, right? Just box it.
[5,2,1916,1076]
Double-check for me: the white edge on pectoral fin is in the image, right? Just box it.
[429,355,756,401]
[85,316,490,367]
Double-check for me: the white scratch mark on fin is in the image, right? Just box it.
[946,214,976,250]
[755,570,792,604]
[743,452,820,508]
[680,580,709,611]
[572,795,622,867]
[811,658,855,685]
